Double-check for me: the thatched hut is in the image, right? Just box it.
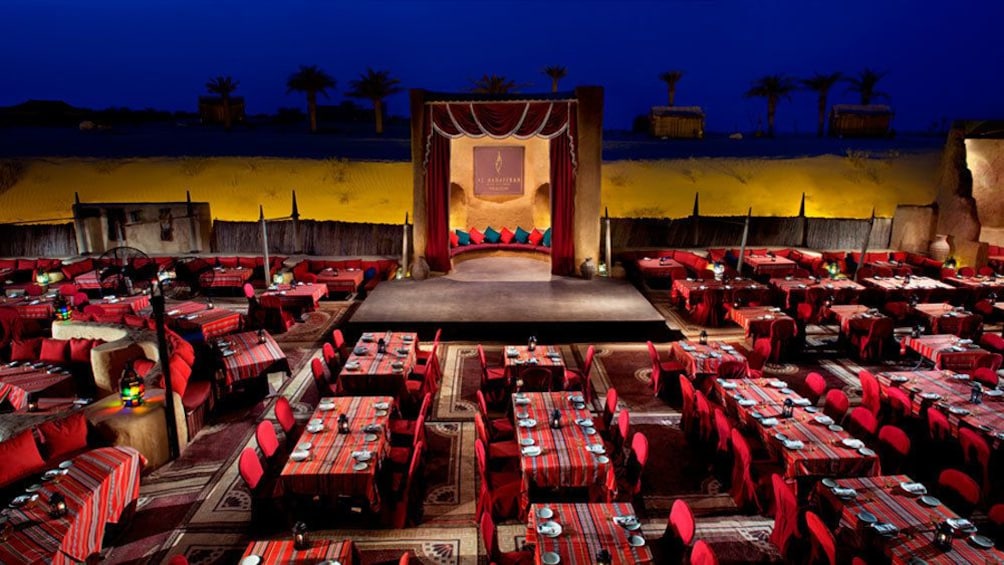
[649,106,705,139]
[198,96,246,125]
[829,104,893,138]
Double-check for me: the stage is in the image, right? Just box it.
[348,258,672,342]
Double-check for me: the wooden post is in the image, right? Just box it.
[187,190,200,253]
[855,208,876,282]
[402,212,410,278]
[798,192,808,248]
[290,190,301,254]
[737,207,752,277]
[604,207,612,275]
[690,192,700,247]
[260,205,271,286]
[72,192,90,255]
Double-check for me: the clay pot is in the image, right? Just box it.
[411,256,430,281]
[929,234,950,262]
[580,257,596,280]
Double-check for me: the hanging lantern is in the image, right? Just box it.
[782,398,794,419]
[934,520,953,550]
[550,408,562,430]
[48,493,67,518]
[971,382,984,405]
[292,521,309,550]
[35,271,50,286]
[119,361,145,408]
[337,413,350,434]
[699,330,708,346]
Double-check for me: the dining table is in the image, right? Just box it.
[825,305,893,343]
[525,502,654,565]
[671,278,771,310]
[863,260,916,277]
[89,294,151,317]
[163,301,243,341]
[198,266,253,289]
[670,340,748,379]
[260,282,328,312]
[0,363,75,411]
[315,267,365,295]
[635,257,687,280]
[338,331,417,397]
[503,344,565,389]
[770,277,865,308]
[511,392,611,514]
[743,254,797,276]
[943,274,1004,301]
[0,295,55,319]
[815,474,1004,564]
[0,446,145,565]
[713,378,880,480]
[910,303,980,336]
[861,275,958,303]
[726,305,796,340]
[71,269,120,292]
[278,396,393,510]
[900,334,990,371]
[216,330,290,389]
[240,538,360,565]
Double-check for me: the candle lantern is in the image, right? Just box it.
[272,272,284,285]
[699,330,708,346]
[26,393,38,413]
[934,520,953,550]
[550,408,562,429]
[767,250,776,261]
[528,336,537,352]
[596,549,612,565]
[49,493,67,518]
[904,274,912,285]
[911,324,923,338]
[712,262,725,281]
[782,398,794,419]
[337,413,350,434]
[971,382,984,404]
[35,271,50,286]
[824,296,834,309]
[944,257,958,270]
[989,292,998,303]
[377,338,387,354]
[54,295,72,321]
[292,521,309,550]
[119,361,145,408]
[257,328,267,344]
[206,297,214,310]
[826,261,840,279]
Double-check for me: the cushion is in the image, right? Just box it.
[10,338,42,362]
[483,226,502,244]
[0,259,16,270]
[39,338,70,364]
[38,412,88,461]
[172,338,196,367]
[449,231,460,247]
[364,267,378,280]
[542,227,552,247]
[16,259,37,271]
[500,227,515,244]
[469,227,485,245]
[182,379,212,411]
[0,429,46,487]
[238,256,258,269]
[68,338,101,364]
[218,257,239,268]
[133,358,156,377]
[344,259,363,270]
[514,227,531,244]
[455,229,471,246]
[167,356,192,399]
[528,228,544,246]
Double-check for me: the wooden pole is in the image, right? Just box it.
[260,205,271,286]
[798,192,808,248]
[151,281,181,460]
[737,207,752,277]
[290,190,301,254]
[855,208,876,282]
[72,192,89,255]
[186,190,201,253]
[402,212,409,277]
[691,192,700,247]
[604,207,612,275]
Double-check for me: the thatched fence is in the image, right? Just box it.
[0,222,78,257]
[211,219,406,256]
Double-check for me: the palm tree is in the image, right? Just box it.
[801,72,842,137]
[286,65,336,133]
[543,65,567,93]
[658,71,684,106]
[847,68,889,105]
[745,74,797,137]
[469,74,527,94]
[347,68,402,135]
[205,76,238,131]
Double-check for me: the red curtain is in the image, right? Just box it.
[422,100,577,274]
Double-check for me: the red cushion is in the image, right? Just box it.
[167,356,192,398]
[528,228,544,246]
[182,379,212,411]
[38,412,88,461]
[0,429,46,487]
[16,259,37,271]
[344,259,363,270]
[10,338,42,362]
[133,358,156,376]
[218,257,239,268]
[449,231,460,247]
[500,227,515,244]
[238,256,258,269]
[0,259,16,270]
[173,339,196,367]
[39,338,70,364]
[68,338,99,364]
[469,228,485,245]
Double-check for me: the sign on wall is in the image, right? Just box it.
[473,146,524,196]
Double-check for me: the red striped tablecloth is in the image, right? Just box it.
[0,365,74,410]
[877,370,1004,446]
[911,303,979,336]
[864,260,916,276]
[504,345,565,387]
[726,306,795,339]
[670,341,748,379]
[339,331,416,397]
[0,446,144,565]
[219,331,289,386]
[816,475,1004,564]
[671,279,771,310]
[636,257,687,280]
[512,393,611,514]
[316,268,365,294]
[714,378,880,479]
[170,306,242,340]
[900,334,989,371]
[198,267,253,288]
[241,538,359,565]
[278,396,392,508]
[0,296,55,319]
[72,270,118,291]
[770,278,864,308]
[261,283,328,312]
[90,295,150,316]
[945,275,1004,301]
[526,503,653,565]
[861,276,958,303]
[744,254,796,275]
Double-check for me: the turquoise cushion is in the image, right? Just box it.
[483,226,501,244]
[542,227,552,247]
[514,226,530,244]
[455,229,471,246]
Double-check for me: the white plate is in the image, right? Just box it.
[290,450,310,462]
[353,461,369,471]
[364,433,378,442]
[828,424,844,432]
[541,552,561,565]
[583,427,597,436]
[858,447,876,457]
[949,406,970,416]
[519,419,538,428]
[576,418,594,427]
[628,535,646,547]
[375,410,389,417]
[537,520,563,537]
[821,478,838,488]
[970,534,994,549]
[58,460,73,469]
[25,484,41,493]
[306,424,324,434]
[738,399,757,407]
[537,506,554,519]
[297,442,312,451]
[920,495,941,507]
[586,443,605,454]
[842,438,864,449]
[615,516,641,530]
[374,402,390,410]
[318,403,336,411]
[344,362,360,370]
[759,418,778,427]
[596,455,610,464]
[240,556,262,565]
[900,482,926,495]
[769,380,788,388]
[353,451,373,462]
[719,381,738,390]
[522,446,542,457]
[520,437,535,446]
[814,415,834,426]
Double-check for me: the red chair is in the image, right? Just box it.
[167,556,189,565]
[386,440,425,528]
[959,427,991,496]
[757,318,797,363]
[477,390,514,441]
[803,372,827,405]
[770,474,801,558]
[416,328,442,365]
[690,539,719,565]
[478,344,508,404]
[974,298,995,319]
[517,366,553,393]
[979,266,996,276]
[332,329,350,361]
[601,387,619,434]
[883,386,912,424]
[858,370,881,417]
[407,343,440,399]
[941,267,958,280]
[679,375,697,438]
[647,341,685,398]
[976,352,1004,372]
[716,359,747,380]
[960,266,976,277]
[938,468,981,516]
[730,428,771,512]
[563,345,596,403]
[72,292,89,309]
[390,392,432,442]
[877,425,911,474]
[322,342,339,371]
[390,412,427,467]
[475,439,522,520]
[57,283,77,297]
[979,332,1004,354]
[475,413,519,468]
[804,511,837,565]
[658,499,696,563]
[712,407,733,469]
[310,358,334,397]
[480,510,533,565]
[238,447,281,530]
[694,391,713,444]
[398,552,415,565]
[855,267,876,280]
[973,367,999,388]
[822,389,849,423]
[746,339,772,377]
[243,283,256,300]
[882,300,911,324]
[255,420,282,464]
[847,407,878,440]
[274,396,298,445]
[611,409,632,461]
[624,432,649,497]
[692,288,724,327]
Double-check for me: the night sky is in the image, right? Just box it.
[5,0,1003,133]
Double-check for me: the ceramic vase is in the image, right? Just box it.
[928,234,950,262]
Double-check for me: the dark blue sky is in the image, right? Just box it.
[5,0,1003,132]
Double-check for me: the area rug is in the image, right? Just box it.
[273,300,356,347]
